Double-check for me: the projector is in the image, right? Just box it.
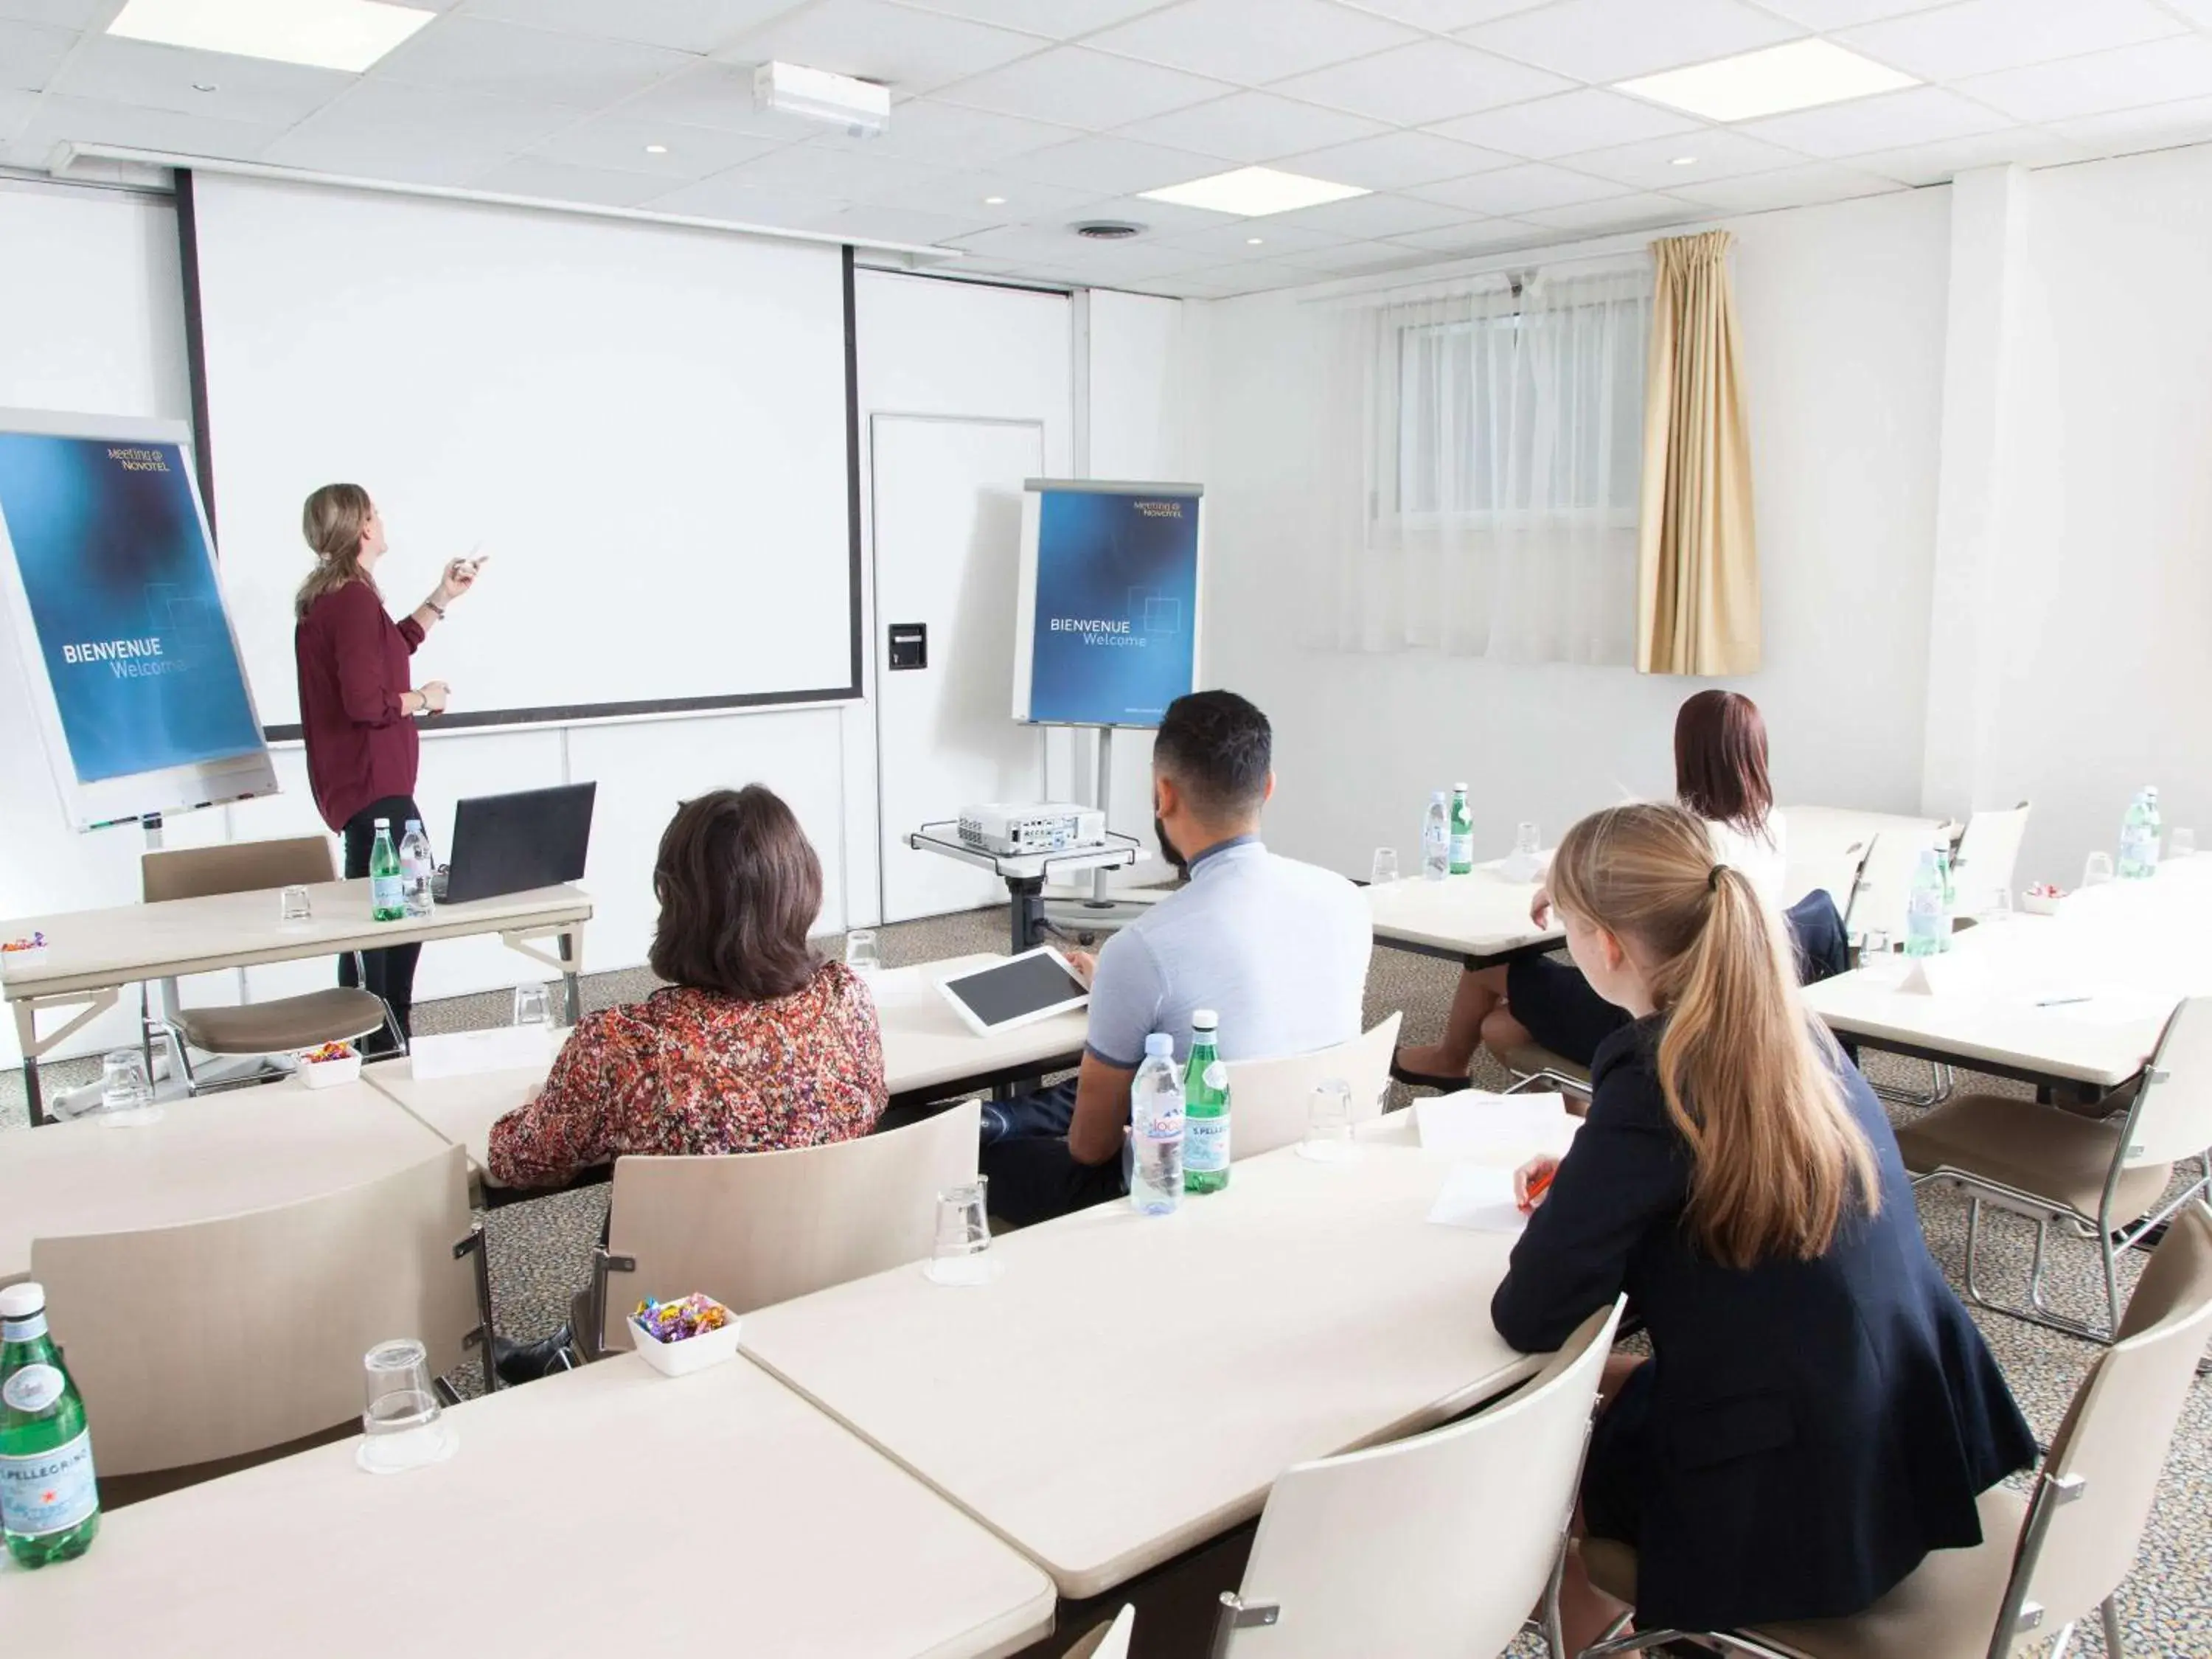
[959,803,1107,857]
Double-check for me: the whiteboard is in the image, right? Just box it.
[186,173,858,732]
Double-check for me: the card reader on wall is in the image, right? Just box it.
[958,803,1108,856]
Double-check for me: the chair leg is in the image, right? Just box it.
[1577,1630,1693,1657]
[2101,1594,2126,1658]
[2026,1217,2053,1315]
[1963,1196,1991,1304]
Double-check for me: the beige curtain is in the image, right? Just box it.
[1636,230,1760,675]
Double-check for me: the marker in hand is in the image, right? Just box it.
[1515,1155,1560,1214]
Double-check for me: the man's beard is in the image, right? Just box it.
[1155,814,1189,880]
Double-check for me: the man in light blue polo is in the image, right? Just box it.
[980,690,1372,1224]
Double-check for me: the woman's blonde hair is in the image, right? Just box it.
[295,484,377,619]
[1548,800,1879,1269]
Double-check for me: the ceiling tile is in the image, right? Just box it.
[1110,90,1388,161]
[1333,0,1553,27]
[1566,127,1803,189]
[1155,217,1354,258]
[370,17,694,108]
[807,98,1081,166]
[1427,88,1703,159]
[1407,159,1630,212]
[1279,127,1515,187]
[1086,0,1417,86]
[1271,40,1574,125]
[993,131,1218,193]
[888,0,1172,38]
[265,79,576,183]
[945,219,1125,258]
[1837,0,2185,84]
[1048,235,1211,278]
[872,165,1105,218]
[1265,187,1472,235]
[0,86,32,142]
[717,1,1043,94]
[49,35,355,125]
[1457,0,1802,85]
[804,201,1004,243]
[1140,269,1253,296]
[456,0,808,54]
[2163,0,2212,25]
[1748,0,1951,26]
[1270,237,1419,274]
[470,155,672,206]
[640,171,852,226]
[1074,190,1254,231]
[12,91,288,167]
[0,0,118,23]
[1734,86,2011,159]
[612,62,839,138]
[0,18,74,90]
[1851,125,2082,182]
[524,114,788,179]
[1517,190,1703,232]
[1385,216,1550,253]
[2053,93,2212,156]
[937,44,1231,126]
[715,141,953,202]
[1663,159,1900,211]
[1176,256,1329,291]
[1958,36,2212,124]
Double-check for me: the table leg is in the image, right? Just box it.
[559,931,582,1027]
[1006,877,1046,955]
[17,1001,46,1129]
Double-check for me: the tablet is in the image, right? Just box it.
[935,947,1090,1038]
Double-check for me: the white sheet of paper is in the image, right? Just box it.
[1426,1163,1529,1234]
[1415,1091,1576,1158]
[408,1025,563,1082]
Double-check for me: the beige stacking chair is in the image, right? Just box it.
[1578,1203,2212,1659]
[143,835,395,1091]
[1949,801,2033,923]
[1222,1014,1400,1161]
[584,1099,983,1354]
[1210,1298,1625,1659]
[1065,1606,1135,1658]
[1896,995,2212,1343]
[33,1142,490,1483]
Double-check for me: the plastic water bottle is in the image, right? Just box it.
[368,819,406,922]
[1129,1034,1184,1217]
[1448,784,1474,875]
[400,819,434,919]
[2119,790,2158,880]
[1183,1010,1231,1194]
[1904,848,1947,957]
[1,1281,100,1568]
[1933,841,1956,952]
[1422,792,1450,882]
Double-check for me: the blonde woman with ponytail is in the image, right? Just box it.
[1492,801,2031,1649]
[293,484,489,1049]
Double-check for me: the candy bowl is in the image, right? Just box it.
[1,933,48,977]
[2020,884,2067,918]
[298,1042,362,1089]
[627,1294,741,1377]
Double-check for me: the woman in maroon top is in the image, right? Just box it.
[293,484,486,1048]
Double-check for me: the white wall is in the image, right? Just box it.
[1197,187,1953,880]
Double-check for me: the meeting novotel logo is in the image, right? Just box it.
[60,637,175,678]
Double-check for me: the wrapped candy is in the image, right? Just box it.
[631,1293,731,1345]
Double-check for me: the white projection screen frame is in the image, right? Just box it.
[181,171,862,736]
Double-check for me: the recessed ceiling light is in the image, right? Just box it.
[644,143,669,154]
[1246,237,1264,245]
[1616,39,1917,123]
[983,195,1006,205]
[191,81,217,93]
[1669,156,1697,167]
[1139,165,1368,218]
[108,0,434,73]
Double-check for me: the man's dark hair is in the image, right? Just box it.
[1155,690,1273,818]
[649,785,822,1002]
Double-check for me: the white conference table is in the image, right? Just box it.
[740,1118,1538,1599]
[1,879,593,1127]
[0,1073,448,1282]
[0,1346,1057,1659]
[1366,861,1559,967]
[365,953,1091,1188]
[1805,860,2210,1090]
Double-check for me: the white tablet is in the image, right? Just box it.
[935,947,1091,1038]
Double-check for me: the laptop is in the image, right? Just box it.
[432,782,597,905]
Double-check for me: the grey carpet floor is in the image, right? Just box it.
[4,910,2205,1655]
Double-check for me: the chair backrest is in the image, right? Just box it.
[33,1143,478,1477]
[1952,802,2032,916]
[1784,888,1850,985]
[1221,1015,1402,1163]
[1850,820,1959,942]
[1063,1605,1134,1659]
[2121,995,2212,1168]
[1787,837,1871,923]
[1219,1297,1625,1658]
[598,1099,981,1350]
[1998,1204,2212,1652]
[143,835,335,902]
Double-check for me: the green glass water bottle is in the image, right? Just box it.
[369,818,406,922]
[1183,1010,1231,1194]
[1,1281,100,1568]
[1447,785,1474,876]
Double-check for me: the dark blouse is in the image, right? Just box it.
[293,580,422,831]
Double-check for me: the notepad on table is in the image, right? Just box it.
[1427,1163,1529,1234]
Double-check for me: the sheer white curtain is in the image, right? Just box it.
[1312,263,1650,663]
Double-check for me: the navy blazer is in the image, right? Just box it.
[1492,1019,2034,1632]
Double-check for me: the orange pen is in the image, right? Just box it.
[1520,1164,1557,1213]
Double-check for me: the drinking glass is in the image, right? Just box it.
[278,885,313,925]
[844,930,881,975]
[1980,888,2015,925]
[2082,851,2115,888]
[1298,1079,1359,1164]
[1369,849,1399,886]
[924,1180,999,1286]
[97,1048,160,1126]
[2171,827,2197,860]
[512,983,553,1028]
[1514,821,1542,858]
[1858,930,1891,964]
[356,1338,456,1474]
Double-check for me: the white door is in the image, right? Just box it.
[873,414,1046,922]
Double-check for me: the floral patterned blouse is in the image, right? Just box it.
[486,963,886,1190]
